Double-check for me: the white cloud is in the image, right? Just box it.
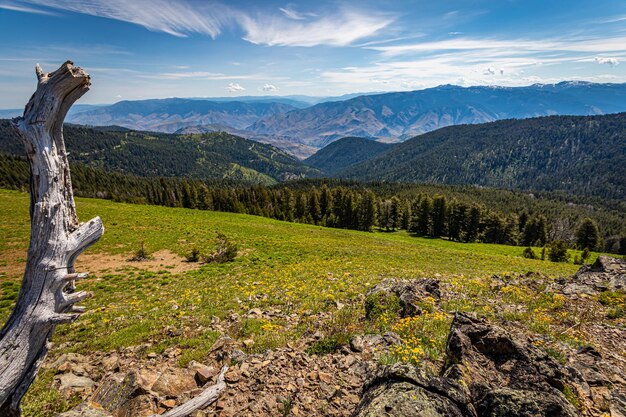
[279,5,316,20]
[262,83,279,92]
[0,1,56,15]
[16,1,393,47]
[150,71,254,80]
[227,82,245,92]
[595,56,620,66]
[240,8,393,47]
[21,0,233,37]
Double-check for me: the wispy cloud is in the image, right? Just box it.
[227,82,245,92]
[241,8,393,47]
[279,5,316,21]
[14,1,393,47]
[369,35,626,57]
[21,0,233,37]
[0,1,56,15]
[149,71,255,80]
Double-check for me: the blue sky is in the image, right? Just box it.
[1,0,625,107]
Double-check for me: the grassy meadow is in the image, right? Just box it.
[0,188,616,415]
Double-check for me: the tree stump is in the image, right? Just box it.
[0,61,104,416]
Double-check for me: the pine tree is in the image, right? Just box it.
[415,195,432,236]
[431,195,447,237]
[307,189,322,225]
[357,190,377,231]
[464,206,481,242]
[390,196,401,231]
[576,218,600,251]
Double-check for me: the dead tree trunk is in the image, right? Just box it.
[0,61,104,416]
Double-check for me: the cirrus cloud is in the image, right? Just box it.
[14,0,393,46]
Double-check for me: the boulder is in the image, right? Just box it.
[365,278,440,319]
[91,373,137,412]
[58,373,96,392]
[352,364,473,417]
[562,256,626,295]
[55,402,112,417]
[151,368,197,397]
[443,313,579,417]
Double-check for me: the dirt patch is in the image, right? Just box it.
[0,249,201,280]
[76,250,201,275]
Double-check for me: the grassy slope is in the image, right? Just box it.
[0,189,606,415]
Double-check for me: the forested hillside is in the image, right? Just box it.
[304,137,392,175]
[0,121,320,184]
[339,113,626,199]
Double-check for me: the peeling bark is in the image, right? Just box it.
[0,61,104,416]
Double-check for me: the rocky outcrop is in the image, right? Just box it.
[365,278,440,319]
[353,313,626,417]
[353,364,473,417]
[561,256,626,295]
[443,313,579,417]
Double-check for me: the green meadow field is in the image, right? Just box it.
[0,188,615,415]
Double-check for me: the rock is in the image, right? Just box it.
[353,364,471,417]
[55,402,112,417]
[91,373,137,412]
[115,394,157,417]
[562,256,626,294]
[133,368,160,394]
[365,278,440,319]
[58,373,96,391]
[102,355,119,372]
[188,361,218,385]
[224,369,241,383]
[151,368,197,397]
[443,313,579,417]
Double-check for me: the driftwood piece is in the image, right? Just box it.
[149,366,228,417]
[0,61,104,416]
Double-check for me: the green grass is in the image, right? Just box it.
[0,189,607,415]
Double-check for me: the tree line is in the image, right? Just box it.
[1,155,624,254]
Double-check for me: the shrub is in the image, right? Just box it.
[186,247,200,262]
[129,241,152,261]
[547,240,570,263]
[204,233,237,263]
[364,292,401,321]
[581,247,591,263]
[522,247,537,259]
[306,336,342,355]
[607,305,625,320]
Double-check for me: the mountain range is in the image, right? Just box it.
[42,81,626,157]
[250,82,626,149]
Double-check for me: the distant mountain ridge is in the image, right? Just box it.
[66,98,298,133]
[0,120,320,185]
[249,82,626,148]
[336,112,626,199]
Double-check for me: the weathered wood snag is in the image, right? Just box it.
[0,61,104,416]
[0,61,227,417]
